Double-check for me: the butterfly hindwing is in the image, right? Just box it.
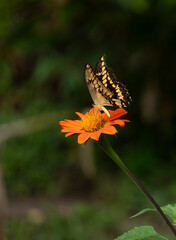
[95,55,132,108]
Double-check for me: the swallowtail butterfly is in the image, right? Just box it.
[85,55,131,117]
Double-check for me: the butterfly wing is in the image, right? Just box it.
[85,64,113,108]
[85,63,117,117]
[95,55,132,108]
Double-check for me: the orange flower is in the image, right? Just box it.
[59,108,130,144]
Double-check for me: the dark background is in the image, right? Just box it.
[0,0,176,239]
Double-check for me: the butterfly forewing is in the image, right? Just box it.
[85,64,113,108]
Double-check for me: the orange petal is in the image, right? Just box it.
[61,128,83,133]
[78,132,91,144]
[75,112,84,119]
[61,128,71,133]
[102,108,127,121]
[111,119,130,127]
[60,120,82,129]
[109,108,127,120]
[90,131,101,141]
[101,125,117,135]
[65,132,76,137]
[60,119,82,126]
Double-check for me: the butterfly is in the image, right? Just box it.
[84,54,132,117]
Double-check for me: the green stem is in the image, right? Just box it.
[97,135,176,237]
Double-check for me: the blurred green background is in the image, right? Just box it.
[0,0,176,239]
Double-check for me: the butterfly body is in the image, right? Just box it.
[85,55,131,117]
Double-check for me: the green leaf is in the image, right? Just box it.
[114,226,168,240]
[161,204,176,224]
[130,208,155,219]
[130,204,176,224]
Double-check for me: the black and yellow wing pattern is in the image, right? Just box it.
[85,55,132,117]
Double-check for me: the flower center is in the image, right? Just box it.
[81,110,106,132]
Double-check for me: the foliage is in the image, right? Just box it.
[115,226,168,240]
[131,204,176,224]
[117,203,176,240]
